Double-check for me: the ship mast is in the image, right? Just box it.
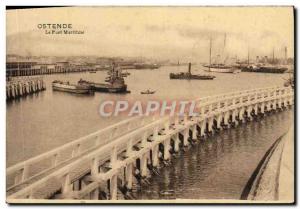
[284,46,287,65]
[247,46,250,65]
[223,33,227,64]
[188,62,191,75]
[209,37,212,71]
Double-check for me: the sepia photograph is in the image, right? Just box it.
[5,6,294,204]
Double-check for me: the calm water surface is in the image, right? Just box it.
[6,66,291,165]
[135,109,293,200]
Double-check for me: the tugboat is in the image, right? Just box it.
[52,80,91,94]
[169,63,215,80]
[78,63,128,93]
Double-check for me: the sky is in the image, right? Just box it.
[6,7,294,63]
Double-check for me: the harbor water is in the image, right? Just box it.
[135,108,293,200]
[6,65,293,199]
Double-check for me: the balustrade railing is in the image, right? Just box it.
[7,86,293,199]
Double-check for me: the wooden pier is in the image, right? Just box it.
[6,62,108,77]
[6,86,294,201]
[6,77,46,100]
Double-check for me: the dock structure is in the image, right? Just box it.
[6,66,100,77]
[6,86,294,201]
[6,77,46,100]
[6,61,107,77]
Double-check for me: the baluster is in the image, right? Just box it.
[201,106,205,116]
[62,173,72,195]
[152,145,159,167]
[72,144,81,157]
[52,153,60,167]
[141,154,148,177]
[164,137,171,160]
[153,126,159,138]
[126,163,133,190]
[91,157,99,176]
[192,124,197,140]
[126,138,133,157]
[141,132,148,147]
[174,133,180,152]
[164,120,170,134]
[22,164,29,182]
[110,146,117,168]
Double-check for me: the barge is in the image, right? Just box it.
[52,80,90,94]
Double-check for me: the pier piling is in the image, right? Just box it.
[6,77,46,100]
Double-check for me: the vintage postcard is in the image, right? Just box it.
[6,6,294,204]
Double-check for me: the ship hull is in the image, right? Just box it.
[134,64,160,69]
[52,83,90,94]
[169,74,215,80]
[241,66,287,74]
[93,84,127,93]
[78,80,127,93]
[204,67,236,73]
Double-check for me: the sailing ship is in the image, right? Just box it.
[204,35,238,73]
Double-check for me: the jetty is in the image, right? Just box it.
[6,86,293,201]
[6,77,46,100]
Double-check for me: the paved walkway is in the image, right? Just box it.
[278,123,294,203]
[247,122,294,202]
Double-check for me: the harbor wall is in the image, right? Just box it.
[244,123,294,202]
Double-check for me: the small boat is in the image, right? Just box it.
[123,71,131,76]
[141,89,156,94]
[89,71,97,73]
[159,190,175,195]
[52,80,91,94]
[105,77,111,82]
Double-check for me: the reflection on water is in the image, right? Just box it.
[135,109,293,200]
[7,65,291,167]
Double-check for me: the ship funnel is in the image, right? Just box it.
[188,63,191,74]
